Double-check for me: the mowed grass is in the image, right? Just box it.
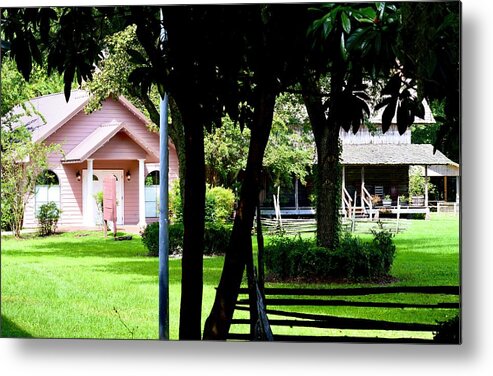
[1,213,459,340]
[230,213,460,340]
[1,231,224,340]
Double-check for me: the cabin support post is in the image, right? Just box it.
[294,177,299,213]
[444,176,448,202]
[85,158,94,226]
[138,158,146,228]
[341,166,346,210]
[456,175,460,203]
[361,166,365,209]
[424,165,429,207]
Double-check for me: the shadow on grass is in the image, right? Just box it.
[3,235,147,259]
[1,315,33,338]
[97,260,159,277]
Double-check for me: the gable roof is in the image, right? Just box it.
[62,120,159,164]
[10,90,90,143]
[63,120,124,163]
[341,144,458,166]
[11,89,152,143]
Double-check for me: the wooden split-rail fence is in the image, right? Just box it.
[228,285,460,343]
[260,217,408,235]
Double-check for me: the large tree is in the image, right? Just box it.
[301,3,395,249]
[203,4,310,339]
[302,2,459,249]
[83,25,187,201]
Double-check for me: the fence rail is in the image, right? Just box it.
[228,286,460,343]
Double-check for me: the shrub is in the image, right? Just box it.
[141,222,231,257]
[141,222,159,256]
[36,201,61,236]
[264,229,396,282]
[169,180,183,223]
[204,222,232,255]
[141,222,183,256]
[205,186,235,223]
[169,223,185,255]
[169,181,235,225]
[1,202,13,231]
[433,315,460,344]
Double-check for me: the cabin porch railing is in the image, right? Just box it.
[361,186,373,220]
[342,188,353,218]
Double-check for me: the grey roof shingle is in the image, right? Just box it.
[341,144,458,166]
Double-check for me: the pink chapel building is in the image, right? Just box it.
[17,90,179,229]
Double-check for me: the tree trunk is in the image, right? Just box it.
[203,86,276,340]
[179,111,205,340]
[168,96,187,202]
[301,74,341,249]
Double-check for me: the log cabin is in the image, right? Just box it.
[261,99,459,219]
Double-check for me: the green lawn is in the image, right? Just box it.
[1,213,459,340]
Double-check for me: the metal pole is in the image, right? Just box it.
[158,8,169,340]
[158,94,169,340]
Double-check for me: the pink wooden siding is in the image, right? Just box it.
[145,142,180,181]
[91,132,147,160]
[23,96,179,228]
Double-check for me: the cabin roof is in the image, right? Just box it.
[341,144,458,166]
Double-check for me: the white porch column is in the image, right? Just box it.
[85,159,94,226]
[138,159,146,228]
[424,165,429,207]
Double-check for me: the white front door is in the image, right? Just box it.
[83,170,124,225]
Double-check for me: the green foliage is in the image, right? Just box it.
[263,111,315,188]
[36,201,61,236]
[141,221,232,257]
[36,170,59,185]
[1,51,65,236]
[204,94,314,191]
[205,186,235,223]
[141,222,166,257]
[265,229,396,282]
[84,25,161,121]
[169,223,185,255]
[1,125,62,236]
[142,222,185,256]
[203,222,232,256]
[93,191,104,224]
[0,58,66,117]
[204,116,249,189]
[170,180,234,225]
[433,314,460,344]
[409,166,437,198]
[169,179,183,223]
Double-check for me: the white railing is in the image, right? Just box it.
[342,187,353,218]
[361,186,373,220]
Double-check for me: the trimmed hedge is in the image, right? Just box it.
[265,230,396,282]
